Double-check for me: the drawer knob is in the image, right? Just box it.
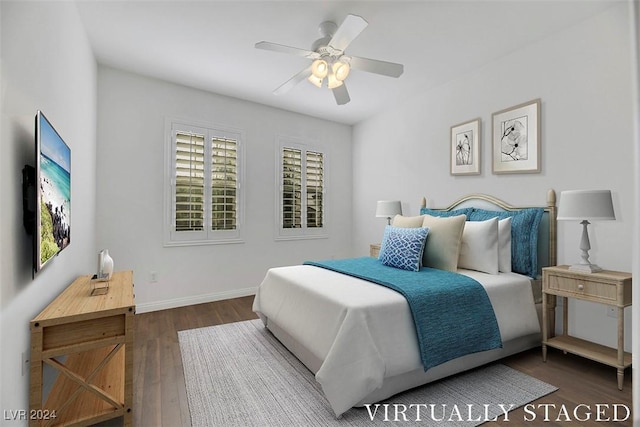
[578,284,584,290]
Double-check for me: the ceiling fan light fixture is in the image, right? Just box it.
[333,61,350,82]
[307,74,323,88]
[326,72,343,89]
[311,59,328,79]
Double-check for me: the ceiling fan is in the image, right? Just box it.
[255,14,404,105]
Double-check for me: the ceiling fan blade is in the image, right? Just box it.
[255,41,319,59]
[328,14,368,52]
[349,55,404,78]
[332,83,350,105]
[273,66,312,95]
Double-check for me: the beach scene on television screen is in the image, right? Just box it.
[39,118,70,266]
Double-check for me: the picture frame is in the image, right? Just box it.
[492,98,541,174]
[450,118,481,176]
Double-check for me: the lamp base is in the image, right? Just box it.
[569,263,603,273]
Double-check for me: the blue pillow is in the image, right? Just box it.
[379,226,429,272]
[467,208,543,278]
[419,207,472,218]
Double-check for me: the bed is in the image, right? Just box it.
[252,190,557,417]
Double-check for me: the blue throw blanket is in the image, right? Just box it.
[303,257,502,371]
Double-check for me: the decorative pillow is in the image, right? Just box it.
[458,218,499,274]
[420,214,466,272]
[378,226,429,272]
[392,214,424,228]
[498,217,512,273]
[419,207,472,218]
[468,208,543,278]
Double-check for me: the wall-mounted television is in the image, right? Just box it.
[34,111,71,272]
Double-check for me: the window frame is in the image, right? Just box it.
[164,118,245,247]
[275,136,328,240]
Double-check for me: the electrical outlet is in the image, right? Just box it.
[606,306,617,318]
[22,350,29,376]
[150,271,158,283]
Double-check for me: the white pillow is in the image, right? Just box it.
[498,217,512,273]
[458,218,499,274]
[421,214,466,272]
[392,214,424,228]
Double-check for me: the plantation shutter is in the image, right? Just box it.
[211,137,237,231]
[282,147,302,228]
[175,132,205,232]
[306,150,324,228]
[167,121,243,246]
[279,142,326,238]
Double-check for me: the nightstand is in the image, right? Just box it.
[370,244,380,258]
[542,265,632,390]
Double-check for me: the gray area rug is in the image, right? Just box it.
[178,319,557,426]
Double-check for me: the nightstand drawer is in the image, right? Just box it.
[547,274,617,302]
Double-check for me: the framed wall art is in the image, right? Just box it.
[492,98,541,174]
[450,118,481,175]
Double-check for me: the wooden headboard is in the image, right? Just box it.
[420,189,557,276]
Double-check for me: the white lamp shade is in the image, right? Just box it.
[376,200,402,218]
[557,190,615,221]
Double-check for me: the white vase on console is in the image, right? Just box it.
[101,249,114,281]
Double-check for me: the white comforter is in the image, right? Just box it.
[252,265,540,417]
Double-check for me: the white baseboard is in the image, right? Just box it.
[135,287,257,314]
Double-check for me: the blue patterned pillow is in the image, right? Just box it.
[467,208,543,278]
[379,226,429,272]
[419,207,472,218]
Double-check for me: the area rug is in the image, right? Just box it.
[178,320,557,427]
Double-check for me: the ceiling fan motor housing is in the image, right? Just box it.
[318,20,338,37]
[311,20,338,52]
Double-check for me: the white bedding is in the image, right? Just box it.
[252,265,540,417]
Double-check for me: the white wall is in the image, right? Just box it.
[0,1,97,420]
[352,4,634,351]
[96,67,352,312]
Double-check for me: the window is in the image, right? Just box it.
[165,120,243,246]
[278,139,326,239]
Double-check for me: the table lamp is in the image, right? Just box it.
[375,200,402,225]
[557,189,615,273]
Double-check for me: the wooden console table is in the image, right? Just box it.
[30,270,135,426]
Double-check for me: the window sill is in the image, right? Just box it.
[274,234,328,242]
[163,238,245,248]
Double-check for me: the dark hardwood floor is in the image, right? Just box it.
[132,296,632,426]
[133,296,257,426]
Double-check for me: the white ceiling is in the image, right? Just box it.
[76,0,617,125]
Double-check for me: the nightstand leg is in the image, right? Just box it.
[561,296,568,355]
[562,297,568,335]
[617,306,624,390]
[541,294,556,362]
[542,293,548,362]
[549,295,556,338]
[617,369,624,391]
